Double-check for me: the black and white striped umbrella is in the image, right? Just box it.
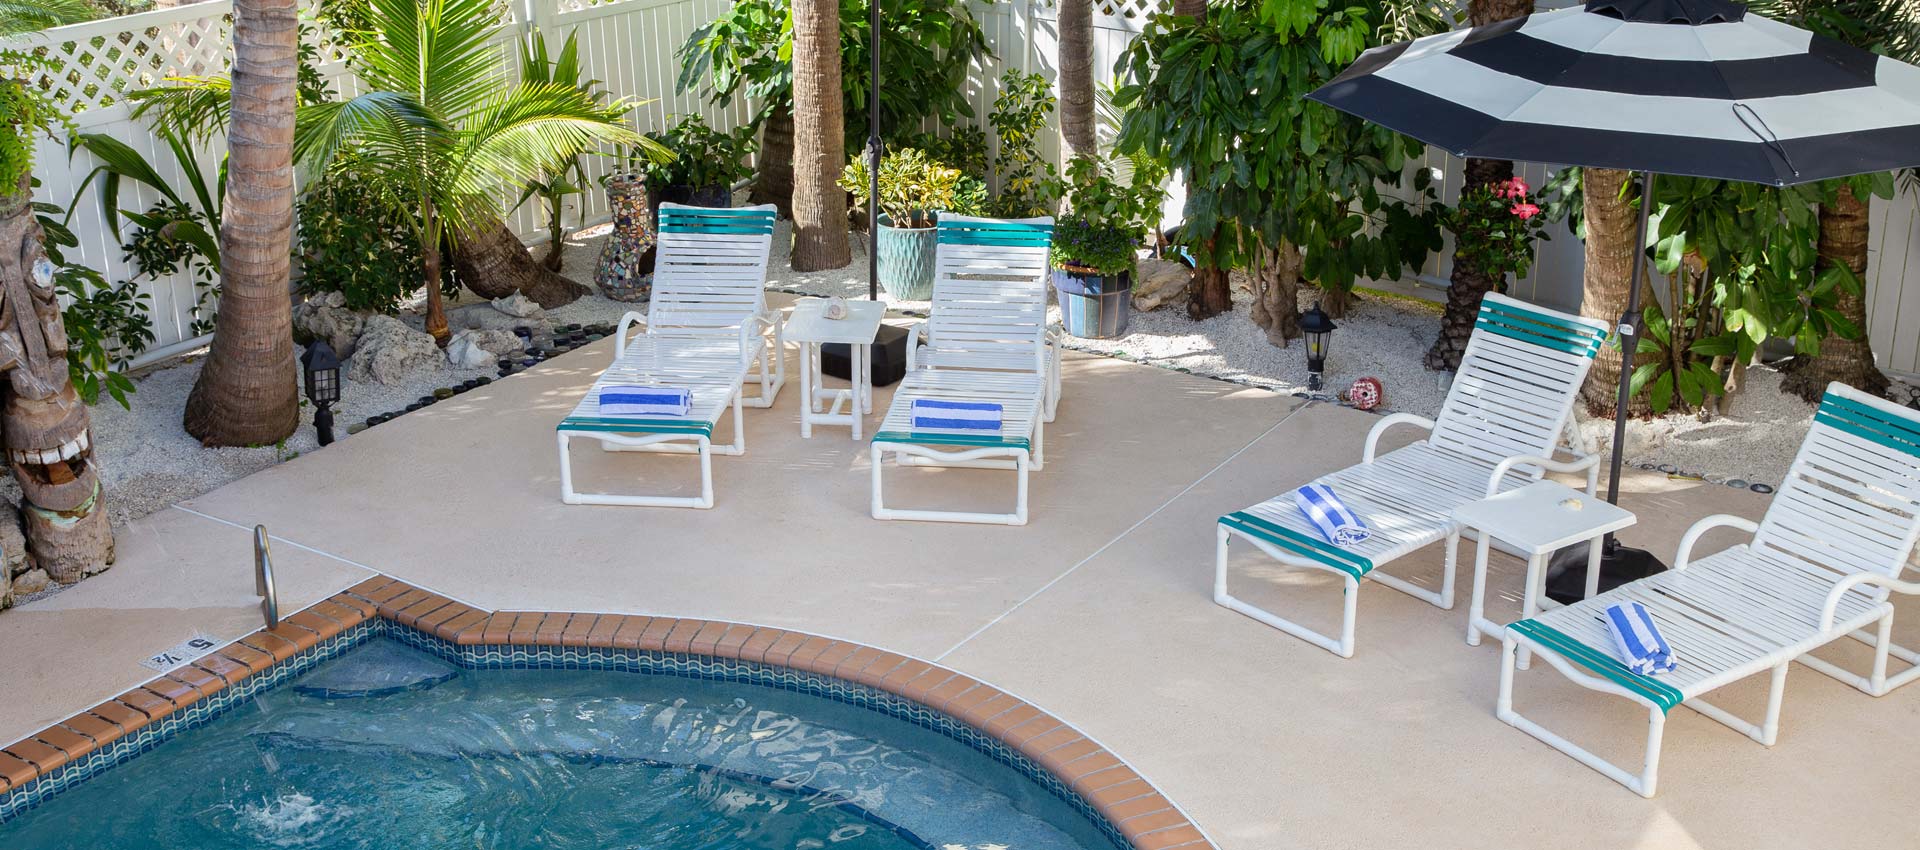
[1307,0,1920,186]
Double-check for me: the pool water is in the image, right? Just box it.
[0,638,1114,850]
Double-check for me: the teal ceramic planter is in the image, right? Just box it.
[1053,267,1133,339]
[877,213,937,301]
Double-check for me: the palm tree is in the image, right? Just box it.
[790,0,850,271]
[181,0,302,446]
[1749,0,1918,400]
[294,0,647,345]
[1423,0,1532,372]
[1574,167,1654,417]
[1058,0,1095,162]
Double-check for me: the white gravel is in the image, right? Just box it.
[37,217,1907,529]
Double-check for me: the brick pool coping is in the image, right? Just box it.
[0,576,1213,850]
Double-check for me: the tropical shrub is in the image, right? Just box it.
[36,195,153,407]
[839,147,980,228]
[516,31,627,270]
[1444,176,1550,283]
[986,70,1061,218]
[296,151,454,313]
[1051,154,1167,277]
[641,114,755,191]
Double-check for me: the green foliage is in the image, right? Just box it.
[295,0,644,263]
[985,70,1061,218]
[297,151,453,313]
[68,131,224,334]
[1051,155,1167,277]
[641,113,754,190]
[1444,176,1550,281]
[514,31,648,263]
[838,147,977,228]
[892,126,988,176]
[677,0,988,150]
[56,264,152,408]
[1114,0,1438,294]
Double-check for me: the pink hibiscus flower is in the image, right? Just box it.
[1511,202,1541,220]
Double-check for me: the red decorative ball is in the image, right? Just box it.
[1347,377,1384,411]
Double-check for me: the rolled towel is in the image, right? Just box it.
[1294,483,1370,547]
[911,399,1002,431]
[1604,601,1678,676]
[598,385,691,417]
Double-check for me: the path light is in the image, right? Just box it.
[301,339,342,446]
[1299,302,1336,392]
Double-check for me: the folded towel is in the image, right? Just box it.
[911,399,1002,431]
[1294,483,1370,547]
[599,385,691,417]
[1605,601,1677,676]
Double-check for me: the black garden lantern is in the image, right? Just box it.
[301,339,342,446]
[1299,301,1336,391]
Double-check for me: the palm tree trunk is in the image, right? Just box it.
[453,217,590,309]
[183,0,300,447]
[1577,167,1652,418]
[789,0,850,271]
[1781,185,1889,401]
[749,102,796,218]
[1058,0,1096,163]
[1172,0,1205,17]
[1424,0,1532,372]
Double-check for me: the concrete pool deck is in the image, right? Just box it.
[2,293,1915,849]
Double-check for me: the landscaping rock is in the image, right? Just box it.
[1131,258,1191,312]
[10,567,49,595]
[292,297,368,358]
[444,328,518,369]
[349,316,443,386]
[0,508,28,580]
[491,292,544,319]
[446,303,546,336]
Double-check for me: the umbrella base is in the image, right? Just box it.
[1544,538,1667,606]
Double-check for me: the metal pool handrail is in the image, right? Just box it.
[254,525,279,630]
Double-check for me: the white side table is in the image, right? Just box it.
[1454,480,1636,668]
[786,298,887,439]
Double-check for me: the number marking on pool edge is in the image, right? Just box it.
[141,633,220,672]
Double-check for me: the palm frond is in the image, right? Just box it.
[450,81,641,195]
[293,90,445,177]
[0,0,91,39]
[128,75,232,145]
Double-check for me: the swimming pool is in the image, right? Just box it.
[0,637,1118,849]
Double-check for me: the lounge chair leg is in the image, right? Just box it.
[1438,526,1458,610]
[1213,525,1359,658]
[557,432,578,504]
[1800,614,1920,696]
[1498,633,1665,797]
[1760,662,1788,745]
[697,436,714,509]
[870,443,886,519]
[1013,449,1030,526]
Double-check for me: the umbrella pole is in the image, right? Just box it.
[1604,170,1656,508]
[1546,170,1667,600]
[868,0,880,301]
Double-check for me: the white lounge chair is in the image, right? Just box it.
[871,214,1054,525]
[556,203,784,508]
[1500,382,1920,797]
[1214,293,1610,657]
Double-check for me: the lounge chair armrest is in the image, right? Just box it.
[903,322,928,372]
[1821,572,1920,632]
[1484,453,1601,498]
[1362,413,1435,464]
[614,311,648,360]
[1674,515,1759,570]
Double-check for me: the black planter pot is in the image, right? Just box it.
[1052,267,1133,339]
[654,183,733,211]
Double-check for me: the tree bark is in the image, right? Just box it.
[1577,167,1652,418]
[0,172,114,580]
[1058,0,1096,164]
[453,218,590,309]
[1186,228,1232,319]
[183,0,300,447]
[1247,240,1302,346]
[749,102,796,218]
[1425,0,1532,372]
[1172,0,1205,18]
[789,0,851,271]
[1425,154,1517,371]
[1781,185,1890,401]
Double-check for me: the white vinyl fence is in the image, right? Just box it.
[15,0,1920,375]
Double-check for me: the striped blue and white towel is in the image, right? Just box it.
[598,385,691,418]
[911,399,1002,431]
[1604,601,1677,676]
[1294,483,1370,547]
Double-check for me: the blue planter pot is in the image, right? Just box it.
[877,213,937,301]
[1053,267,1132,339]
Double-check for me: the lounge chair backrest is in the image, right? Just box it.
[1753,383,1920,581]
[923,213,1055,373]
[1426,293,1609,472]
[646,203,778,335]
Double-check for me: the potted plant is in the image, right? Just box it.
[1050,155,1165,338]
[839,148,984,300]
[642,114,757,208]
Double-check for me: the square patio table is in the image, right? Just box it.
[787,298,887,439]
